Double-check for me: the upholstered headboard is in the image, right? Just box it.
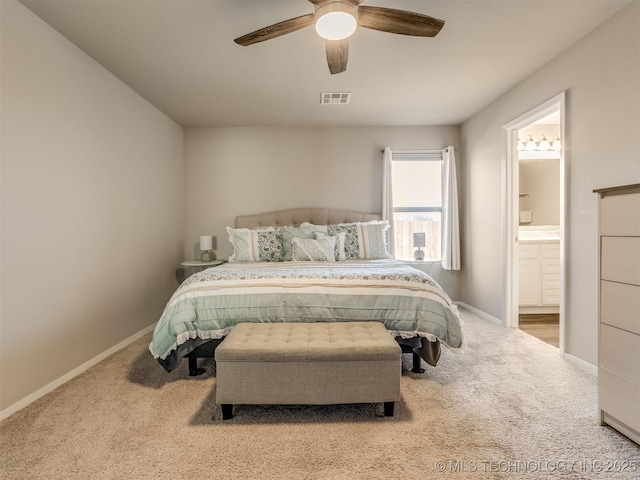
[235,208,381,228]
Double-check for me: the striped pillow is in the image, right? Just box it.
[327,221,390,260]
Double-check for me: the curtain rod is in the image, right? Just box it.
[379,147,458,153]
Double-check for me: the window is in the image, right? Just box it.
[391,152,443,260]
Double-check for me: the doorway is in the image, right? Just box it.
[517,114,561,347]
[502,93,566,355]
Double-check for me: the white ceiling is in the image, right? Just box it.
[20,0,630,128]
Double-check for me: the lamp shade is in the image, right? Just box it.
[199,235,213,251]
[413,233,426,248]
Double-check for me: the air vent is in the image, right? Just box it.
[320,92,351,105]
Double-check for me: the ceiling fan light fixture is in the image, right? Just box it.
[315,2,358,40]
[234,0,445,74]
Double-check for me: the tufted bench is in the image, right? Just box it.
[215,322,401,420]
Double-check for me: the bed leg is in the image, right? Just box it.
[188,357,206,377]
[383,402,395,417]
[221,404,233,420]
[411,352,425,374]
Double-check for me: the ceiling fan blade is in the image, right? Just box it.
[358,6,444,37]
[326,39,349,75]
[234,13,315,46]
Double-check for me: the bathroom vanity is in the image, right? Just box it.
[518,226,560,313]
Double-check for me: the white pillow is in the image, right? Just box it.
[291,236,336,262]
[315,231,346,261]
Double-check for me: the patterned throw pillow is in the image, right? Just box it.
[328,221,391,260]
[327,223,360,260]
[355,221,390,259]
[279,225,317,261]
[256,231,285,261]
[291,236,336,262]
[227,227,284,262]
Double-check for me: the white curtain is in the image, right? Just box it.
[382,146,395,257]
[441,146,460,270]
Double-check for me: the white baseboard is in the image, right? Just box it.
[564,352,597,376]
[519,306,560,315]
[455,302,597,376]
[0,323,156,422]
[455,301,503,326]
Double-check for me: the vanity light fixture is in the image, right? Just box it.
[525,135,537,151]
[538,135,550,151]
[519,134,562,152]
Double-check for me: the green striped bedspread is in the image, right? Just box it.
[149,259,462,362]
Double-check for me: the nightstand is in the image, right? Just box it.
[177,260,225,283]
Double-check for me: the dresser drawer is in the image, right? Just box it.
[601,236,640,286]
[600,192,640,236]
[600,324,640,383]
[601,280,640,335]
[599,366,640,434]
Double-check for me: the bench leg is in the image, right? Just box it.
[221,404,233,420]
[383,402,395,417]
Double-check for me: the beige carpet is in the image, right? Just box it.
[1,308,638,479]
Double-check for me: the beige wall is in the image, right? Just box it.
[183,125,461,296]
[0,2,184,412]
[4,0,635,415]
[460,1,640,365]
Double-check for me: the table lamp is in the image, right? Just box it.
[413,233,425,260]
[199,235,214,262]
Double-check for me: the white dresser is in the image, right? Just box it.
[594,184,640,445]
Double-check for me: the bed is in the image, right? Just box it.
[149,208,462,375]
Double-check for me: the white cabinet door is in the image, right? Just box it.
[519,256,540,306]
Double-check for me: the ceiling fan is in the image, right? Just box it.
[234,0,445,75]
